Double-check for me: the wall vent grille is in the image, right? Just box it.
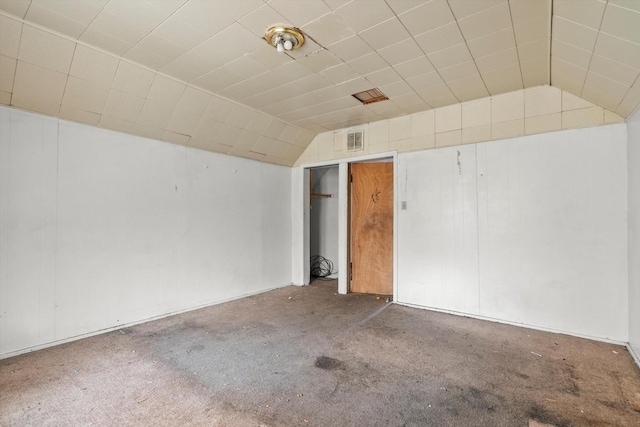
[347,130,364,152]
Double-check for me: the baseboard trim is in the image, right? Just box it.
[627,343,640,370]
[0,283,293,360]
[394,300,628,347]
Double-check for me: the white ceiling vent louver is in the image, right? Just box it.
[347,130,364,152]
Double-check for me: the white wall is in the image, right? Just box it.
[628,109,640,361]
[310,167,339,277]
[0,107,292,358]
[398,124,629,342]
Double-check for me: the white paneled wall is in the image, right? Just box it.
[397,124,629,342]
[398,146,479,314]
[0,107,292,358]
[628,109,640,362]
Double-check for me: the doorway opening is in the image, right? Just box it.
[309,166,339,283]
[298,151,397,298]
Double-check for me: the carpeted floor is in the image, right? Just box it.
[1,279,639,426]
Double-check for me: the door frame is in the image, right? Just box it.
[293,151,398,299]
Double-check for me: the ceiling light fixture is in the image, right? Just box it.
[265,25,305,53]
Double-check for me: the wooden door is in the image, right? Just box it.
[350,162,393,294]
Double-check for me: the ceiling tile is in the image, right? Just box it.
[552,16,599,52]
[172,0,263,36]
[160,53,216,83]
[0,55,16,93]
[347,52,388,75]
[364,67,403,87]
[152,17,211,51]
[134,123,165,141]
[517,38,549,62]
[462,97,491,128]
[167,109,202,136]
[406,70,446,92]
[457,2,511,41]
[326,35,373,62]
[70,44,119,86]
[296,49,342,73]
[59,105,101,126]
[102,89,145,122]
[475,48,519,74]
[520,58,549,86]
[238,4,289,37]
[0,91,10,105]
[562,105,604,129]
[435,103,461,132]
[80,27,133,56]
[320,63,361,85]
[509,0,549,25]
[103,0,177,32]
[552,69,587,95]
[35,0,105,25]
[414,22,465,55]
[589,54,640,87]
[398,0,455,36]
[193,67,242,93]
[482,63,524,94]
[551,38,592,70]
[513,15,549,45]
[377,38,423,67]
[89,11,149,46]
[554,0,607,29]
[584,70,630,99]
[552,57,588,86]
[447,74,489,102]
[11,92,61,116]
[203,97,235,122]
[161,130,190,146]
[176,87,212,116]
[99,115,136,134]
[13,61,68,105]
[616,86,640,117]
[601,2,640,45]
[25,4,88,39]
[593,32,640,70]
[393,56,435,79]
[268,0,331,27]
[147,75,186,107]
[111,60,155,98]
[524,85,561,117]
[18,25,76,74]
[224,56,269,80]
[333,0,394,33]
[610,0,640,12]
[379,80,413,99]
[427,43,472,69]
[384,0,424,15]
[449,0,505,19]
[124,46,173,70]
[0,15,22,58]
[359,17,410,50]
[62,76,110,114]
[247,45,293,70]
[581,84,625,111]
[0,0,31,18]
[303,11,355,46]
[136,99,173,130]
[466,27,515,58]
[439,61,479,83]
[128,34,186,66]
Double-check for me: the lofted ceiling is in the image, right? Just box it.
[0,0,639,166]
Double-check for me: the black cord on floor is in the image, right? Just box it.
[310,255,337,279]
